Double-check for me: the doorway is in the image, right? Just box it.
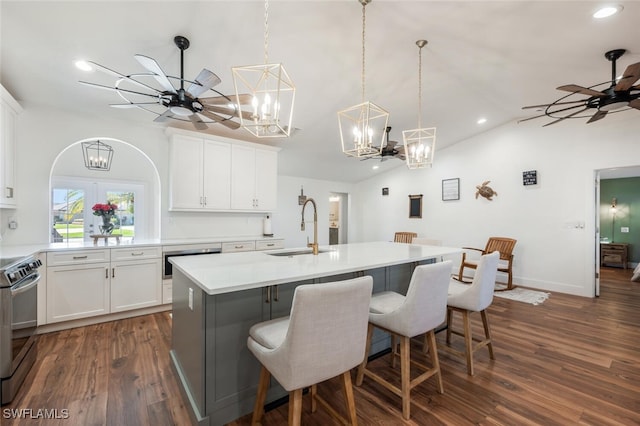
[328,192,348,245]
[595,166,640,296]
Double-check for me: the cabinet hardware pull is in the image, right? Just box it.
[266,243,274,247]
[274,285,279,302]
[130,252,144,256]
[235,245,243,249]
[6,187,14,198]
[105,268,109,279]
[73,255,88,260]
[265,286,271,303]
[112,268,115,278]
[204,196,207,206]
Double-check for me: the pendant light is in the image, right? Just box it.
[232,0,296,138]
[82,140,113,171]
[403,40,436,169]
[338,0,389,158]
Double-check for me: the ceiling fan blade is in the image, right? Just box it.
[188,114,208,130]
[134,54,176,93]
[586,109,608,123]
[199,110,241,130]
[206,105,254,121]
[187,69,222,98]
[87,61,160,93]
[519,103,589,124]
[79,80,163,100]
[629,99,640,110]
[542,107,589,127]
[557,84,606,97]
[614,62,640,91]
[154,109,174,123]
[200,93,253,106]
[522,100,586,110]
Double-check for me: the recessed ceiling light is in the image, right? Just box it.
[372,165,379,170]
[74,60,93,72]
[593,5,623,19]
[477,117,487,125]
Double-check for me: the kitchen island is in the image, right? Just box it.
[169,241,461,426]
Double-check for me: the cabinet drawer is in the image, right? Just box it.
[47,249,110,266]
[603,254,623,263]
[222,241,256,253]
[111,246,161,261]
[255,239,285,251]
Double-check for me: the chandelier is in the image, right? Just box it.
[338,0,389,158]
[402,40,436,169]
[232,0,295,138]
[82,140,113,171]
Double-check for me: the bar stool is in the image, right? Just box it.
[355,261,452,420]
[248,276,373,426]
[444,251,499,375]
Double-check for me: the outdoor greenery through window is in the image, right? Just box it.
[51,179,143,242]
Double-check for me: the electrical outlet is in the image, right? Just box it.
[621,227,629,233]
[8,220,17,229]
[188,287,194,311]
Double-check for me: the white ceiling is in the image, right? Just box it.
[2,1,639,182]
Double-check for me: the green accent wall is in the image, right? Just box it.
[600,177,640,264]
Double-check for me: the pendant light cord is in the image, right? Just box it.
[418,45,422,128]
[361,1,366,103]
[264,0,269,64]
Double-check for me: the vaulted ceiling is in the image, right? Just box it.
[2,1,639,182]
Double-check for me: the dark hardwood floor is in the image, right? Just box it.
[4,267,639,425]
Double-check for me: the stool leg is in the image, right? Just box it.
[288,389,303,426]
[311,384,318,413]
[425,329,444,394]
[400,336,411,420]
[341,371,358,425]
[462,310,474,376]
[356,324,374,386]
[391,334,398,368]
[446,308,453,344]
[481,310,495,360]
[252,366,270,425]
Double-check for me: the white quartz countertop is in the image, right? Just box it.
[170,241,462,295]
[0,236,282,259]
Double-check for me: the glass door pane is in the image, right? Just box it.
[51,188,86,242]
[105,191,135,240]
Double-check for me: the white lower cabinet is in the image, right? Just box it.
[45,247,162,324]
[46,262,110,323]
[111,258,162,312]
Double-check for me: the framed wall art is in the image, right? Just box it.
[442,178,460,201]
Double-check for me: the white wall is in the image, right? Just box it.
[352,112,640,297]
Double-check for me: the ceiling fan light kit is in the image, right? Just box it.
[338,0,389,158]
[402,39,436,169]
[232,0,296,138]
[520,48,640,126]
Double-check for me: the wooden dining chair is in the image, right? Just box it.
[457,237,517,290]
[394,232,417,243]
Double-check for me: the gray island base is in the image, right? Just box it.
[169,241,461,425]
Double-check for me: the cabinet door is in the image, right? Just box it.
[169,134,205,210]
[111,259,162,312]
[230,145,257,210]
[202,140,231,210]
[254,149,278,211]
[46,263,110,323]
[0,98,16,207]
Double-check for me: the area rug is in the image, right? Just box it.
[494,287,550,305]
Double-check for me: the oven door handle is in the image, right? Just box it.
[11,274,41,296]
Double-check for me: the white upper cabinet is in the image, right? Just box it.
[0,85,23,208]
[169,134,231,211]
[168,129,278,213]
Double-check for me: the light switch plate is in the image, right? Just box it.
[621,227,629,233]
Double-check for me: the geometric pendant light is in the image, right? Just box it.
[338,0,389,158]
[232,0,296,138]
[82,140,113,171]
[403,40,436,169]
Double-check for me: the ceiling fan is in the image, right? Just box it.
[520,49,640,126]
[361,127,406,161]
[79,35,252,130]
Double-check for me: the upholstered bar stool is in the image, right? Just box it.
[355,261,452,420]
[444,251,499,376]
[248,276,373,426]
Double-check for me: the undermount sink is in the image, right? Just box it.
[267,249,329,257]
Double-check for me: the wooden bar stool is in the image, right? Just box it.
[248,276,373,425]
[444,251,499,375]
[355,261,451,420]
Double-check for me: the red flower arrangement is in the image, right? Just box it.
[92,202,118,217]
